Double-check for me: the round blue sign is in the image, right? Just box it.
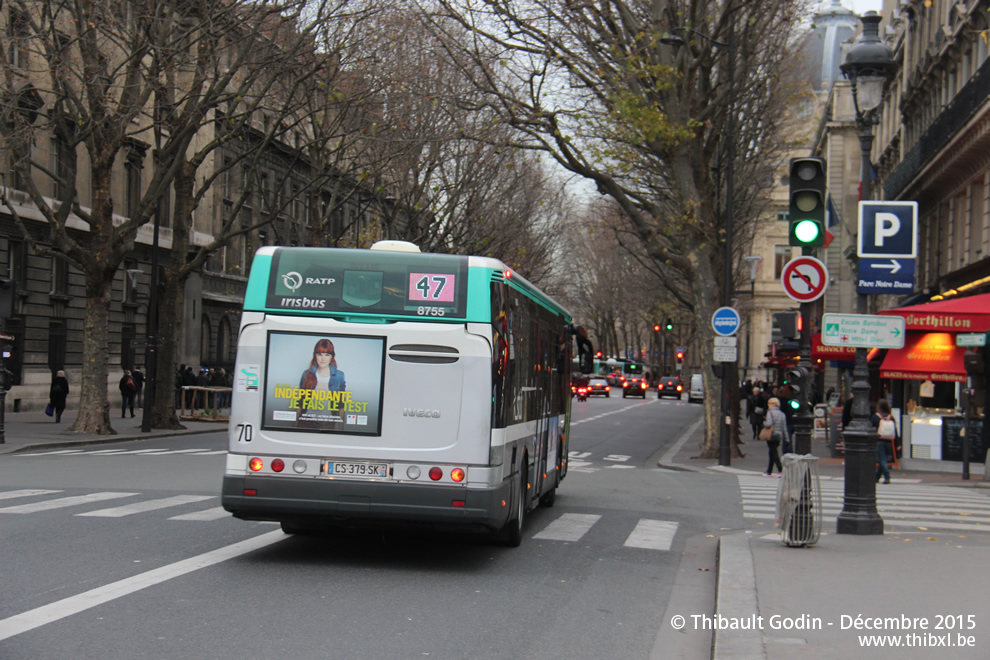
[712,307,741,336]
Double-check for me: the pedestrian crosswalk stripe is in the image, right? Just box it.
[0,489,62,501]
[0,492,137,514]
[738,475,990,534]
[169,506,230,521]
[77,495,215,518]
[533,513,601,541]
[624,519,678,551]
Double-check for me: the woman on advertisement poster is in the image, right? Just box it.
[299,338,346,392]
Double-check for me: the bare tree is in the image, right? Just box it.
[425,0,806,456]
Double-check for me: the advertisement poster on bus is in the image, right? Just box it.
[262,331,386,435]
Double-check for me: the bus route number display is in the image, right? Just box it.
[408,272,455,316]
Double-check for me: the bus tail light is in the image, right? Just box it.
[429,467,443,481]
[271,458,285,473]
[450,468,465,482]
[452,500,465,507]
[249,457,263,471]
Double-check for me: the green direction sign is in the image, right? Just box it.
[821,313,906,349]
[957,333,987,347]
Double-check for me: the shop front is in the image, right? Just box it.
[877,294,990,471]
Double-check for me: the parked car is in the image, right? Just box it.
[622,377,649,398]
[657,376,683,399]
[688,374,704,403]
[587,378,611,397]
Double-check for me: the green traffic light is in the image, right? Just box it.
[788,399,801,410]
[793,219,821,244]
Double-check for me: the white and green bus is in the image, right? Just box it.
[221,241,592,545]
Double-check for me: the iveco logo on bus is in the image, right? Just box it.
[403,408,441,418]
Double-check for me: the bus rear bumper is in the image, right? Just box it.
[221,475,513,532]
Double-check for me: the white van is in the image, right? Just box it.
[688,374,704,403]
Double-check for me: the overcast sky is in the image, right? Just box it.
[847,0,882,13]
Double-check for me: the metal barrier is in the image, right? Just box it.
[775,454,822,547]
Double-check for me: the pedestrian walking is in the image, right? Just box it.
[747,387,767,440]
[872,399,899,484]
[762,397,788,477]
[49,370,69,423]
[119,369,137,418]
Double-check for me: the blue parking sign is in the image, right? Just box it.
[857,201,918,259]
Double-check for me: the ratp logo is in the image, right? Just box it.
[281,271,303,293]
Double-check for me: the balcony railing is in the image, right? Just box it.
[885,58,990,199]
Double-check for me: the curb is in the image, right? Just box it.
[713,534,766,659]
[0,428,220,455]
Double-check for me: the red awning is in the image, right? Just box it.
[876,293,990,333]
[879,332,966,383]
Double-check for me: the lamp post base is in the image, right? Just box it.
[836,425,884,535]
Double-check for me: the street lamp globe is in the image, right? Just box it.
[840,12,895,116]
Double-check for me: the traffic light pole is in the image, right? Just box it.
[794,297,814,455]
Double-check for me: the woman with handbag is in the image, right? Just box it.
[871,399,898,484]
[761,397,788,477]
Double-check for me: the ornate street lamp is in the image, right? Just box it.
[662,25,736,466]
[837,11,894,535]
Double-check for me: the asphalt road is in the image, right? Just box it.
[0,396,739,659]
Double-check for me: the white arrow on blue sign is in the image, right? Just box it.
[857,201,918,259]
[711,307,741,337]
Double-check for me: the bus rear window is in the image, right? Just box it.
[264,248,468,318]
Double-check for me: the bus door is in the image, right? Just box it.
[533,322,554,497]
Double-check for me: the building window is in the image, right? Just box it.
[773,245,793,279]
[52,136,72,201]
[48,320,67,373]
[776,211,789,223]
[52,257,69,295]
[7,240,27,286]
[121,323,136,372]
[8,8,30,70]
[125,152,142,219]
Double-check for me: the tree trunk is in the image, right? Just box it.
[151,270,185,430]
[69,268,115,434]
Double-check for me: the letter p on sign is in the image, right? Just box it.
[874,212,900,246]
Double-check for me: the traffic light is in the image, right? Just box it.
[676,349,684,372]
[665,319,673,331]
[784,366,809,410]
[653,323,661,333]
[788,157,827,248]
[774,311,799,340]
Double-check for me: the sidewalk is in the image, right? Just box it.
[661,423,990,659]
[0,408,224,455]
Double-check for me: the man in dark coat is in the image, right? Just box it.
[49,370,70,423]
[746,386,767,440]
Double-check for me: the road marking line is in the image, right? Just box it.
[603,454,630,462]
[76,495,215,518]
[0,489,63,500]
[0,530,285,642]
[624,519,678,551]
[0,492,137,514]
[14,450,85,456]
[533,513,601,542]
[169,506,230,521]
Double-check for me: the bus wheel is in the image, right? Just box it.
[540,484,556,507]
[495,466,526,547]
